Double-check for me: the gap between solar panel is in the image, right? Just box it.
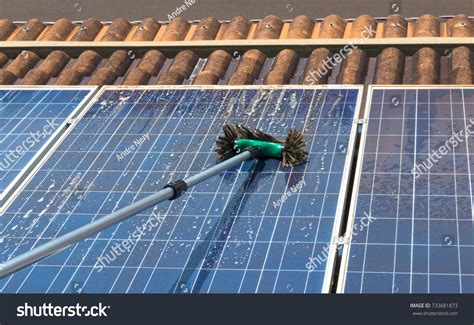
[0,123,308,279]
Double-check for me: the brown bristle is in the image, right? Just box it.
[283,129,309,167]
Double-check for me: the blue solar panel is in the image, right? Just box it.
[0,87,96,210]
[339,86,474,293]
[0,86,362,293]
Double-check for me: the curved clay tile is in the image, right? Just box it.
[228,71,254,85]
[319,15,345,38]
[350,15,375,38]
[413,14,439,37]
[0,52,8,68]
[192,17,221,40]
[234,49,266,80]
[161,17,190,41]
[254,15,283,39]
[131,18,160,41]
[88,67,117,85]
[412,47,440,84]
[20,69,50,85]
[222,16,250,40]
[0,19,16,41]
[301,48,333,85]
[341,48,368,84]
[0,70,16,84]
[201,50,232,78]
[13,18,45,41]
[167,50,199,79]
[55,69,83,85]
[192,71,220,84]
[38,50,70,77]
[101,18,132,41]
[137,50,166,76]
[71,18,103,41]
[265,49,299,84]
[374,47,405,84]
[104,50,132,76]
[384,14,407,38]
[450,46,473,84]
[7,50,40,77]
[123,68,151,85]
[448,14,473,37]
[156,71,185,85]
[287,15,314,39]
[72,50,102,76]
[42,18,74,41]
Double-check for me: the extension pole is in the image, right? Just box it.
[0,149,257,278]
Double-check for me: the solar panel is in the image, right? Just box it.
[339,86,474,293]
[0,85,362,293]
[0,87,96,212]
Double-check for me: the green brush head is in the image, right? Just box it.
[215,123,309,167]
[234,139,284,158]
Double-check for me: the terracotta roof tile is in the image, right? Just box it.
[13,18,45,41]
[123,67,151,85]
[0,19,15,41]
[42,18,74,41]
[130,18,160,41]
[221,16,250,40]
[192,17,220,41]
[70,18,103,41]
[101,18,132,41]
[287,15,314,39]
[6,50,40,77]
[254,15,283,39]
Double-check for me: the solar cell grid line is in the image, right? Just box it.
[155,89,241,294]
[461,90,474,226]
[0,85,362,294]
[107,89,220,293]
[46,89,184,294]
[0,87,96,212]
[0,87,233,292]
[58,89,169,293]
[50,89,196,294]
[44,89,156,294]
[0,89,121,293]
[146,88,275,294]
[204,89,303,293]
[338,85,474,294]
[448,90,464,292]
[128,89,231,294]
[238,90,311,294]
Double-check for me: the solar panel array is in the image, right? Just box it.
[0,86,361,293]
[340,87,474,293]
[0,87,95,210]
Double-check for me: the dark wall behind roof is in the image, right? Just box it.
[0,0,473,21]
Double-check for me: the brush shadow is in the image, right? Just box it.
[170,159,268,293]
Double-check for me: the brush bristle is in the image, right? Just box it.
[282,128,308,167]
[215,123,308,167]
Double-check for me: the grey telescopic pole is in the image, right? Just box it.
[0,149,257,278]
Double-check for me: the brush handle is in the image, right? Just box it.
[0,150,255,278]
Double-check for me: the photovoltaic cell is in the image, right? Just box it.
[0,87,96,210]
[0,86,361,293]
[340,86,474,293]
